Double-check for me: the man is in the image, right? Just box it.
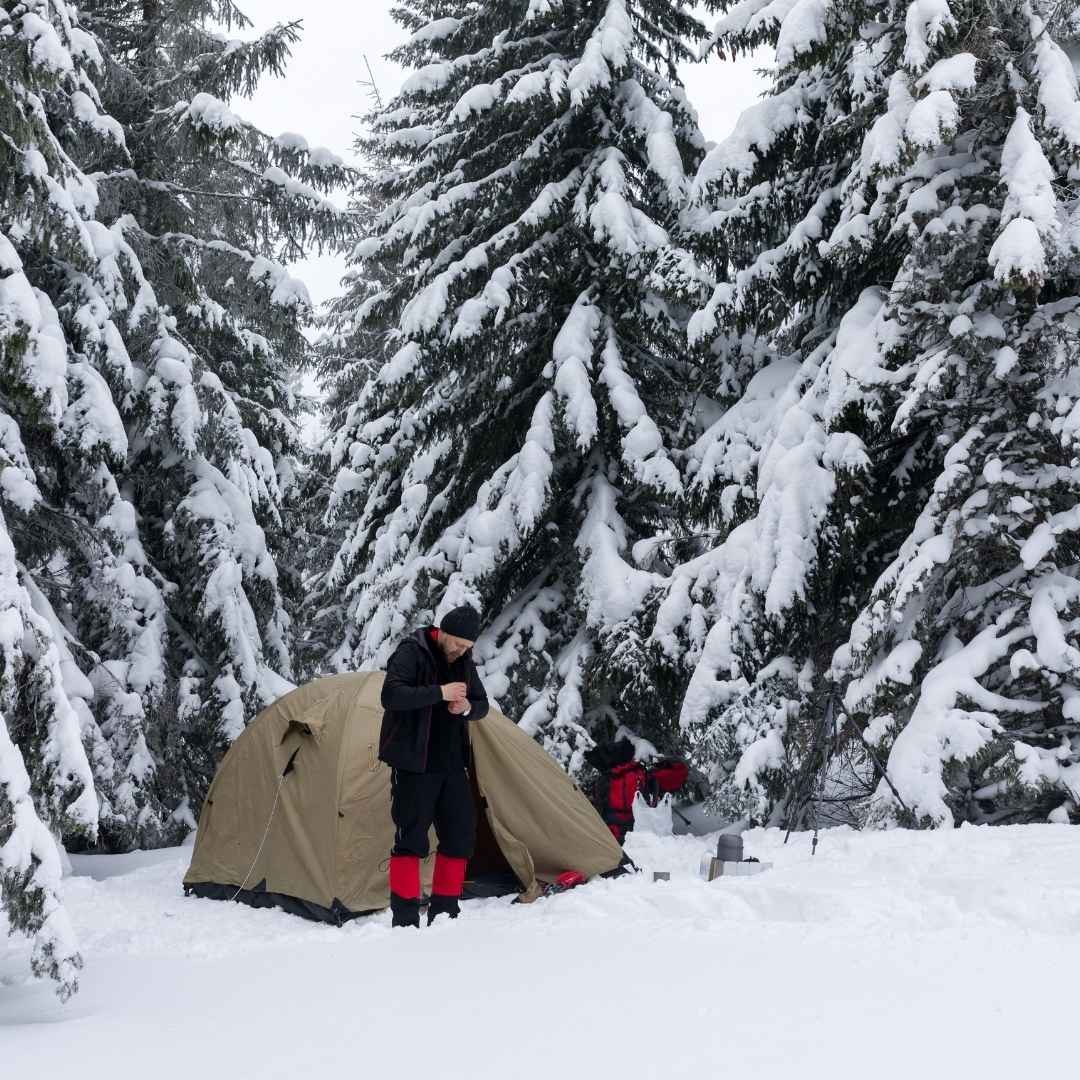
[379,604,489,928]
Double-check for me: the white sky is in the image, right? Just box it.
[239,2,771,305]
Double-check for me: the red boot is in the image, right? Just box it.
[389,854,421,928]
[428,853,467,925]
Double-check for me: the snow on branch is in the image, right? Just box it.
[567,0,632,106]
[775,0,832,67]
[871,616,1041,826]
[903,0,957,72]
[989,107,1059,290]
[616,79,688,204]
[552,292,601,450]
[599,321,683,495]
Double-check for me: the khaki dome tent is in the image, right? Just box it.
[183,672,624,921]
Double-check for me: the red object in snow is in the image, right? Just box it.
[539,869,588,897]
[555,870,586,889]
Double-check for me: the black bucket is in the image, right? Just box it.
[716,834,743,862]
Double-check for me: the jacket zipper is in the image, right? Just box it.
[421,639,435,771]
[422,701,432,771]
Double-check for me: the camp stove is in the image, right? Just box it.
[699,832,772,881]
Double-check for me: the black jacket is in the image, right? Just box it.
[378,628,489,772]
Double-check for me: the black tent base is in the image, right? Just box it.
[184,871,523,925]
[183,881,377,925]
[461,870,522,899]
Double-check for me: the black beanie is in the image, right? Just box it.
[439,605,481,641]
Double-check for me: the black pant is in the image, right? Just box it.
[390,769,475,859]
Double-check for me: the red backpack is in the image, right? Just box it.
[643,758,690,804]
[603,761,647,842]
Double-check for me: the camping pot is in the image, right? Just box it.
[716,833,743,863]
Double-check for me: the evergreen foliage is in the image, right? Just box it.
[317,0,714,766]
[76,0,353,844]
[671,0,1080,826]
[2,0,348,998]
[1,0,118,1002]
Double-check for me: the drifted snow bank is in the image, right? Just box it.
[1,826,1077,1078]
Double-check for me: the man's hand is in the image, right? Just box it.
[447,699,470,716]
[441,682,467,704]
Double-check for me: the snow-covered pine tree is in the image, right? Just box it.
[319,0,712,766]
[301,187,394,681]
[72,0,353,836]
[1,0,126,999]
[668,0,1080,826]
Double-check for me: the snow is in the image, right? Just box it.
[989,108,1058,287]
[1029,573,1080,674]
[998,107,1057,231]
[903,0,956,72]
[1029,8,1080,150]
[62,361,128,458]
[0,515,92,1001]
[915,52,977,93]
[710,0,800,45]
[551,292,600,450]
[447,394,555,596]
[860,73,915,174]
[260,165,341,215]
[694,84,808,188]
[507,67,554,105]
[0,532,98,838]
[866,611,1045,826]
[688,355,799,499]
[410,17,461,44]
[247,255,312,309]
[402,61,456,97]
[67,25,103,69]
[567,0,632,106]
[990,209,1048,287]
[617,80,688,203]
[70,90,126,146]
[582,149,670,254]
[735,296,878,618]
[842,639,924,713]
[525,0,557,21]
[0,710,83,1001]
[3,826,1080,1078]
[775,0,831,68]
[599,323,682,494]
[181,93,246,134]
[451,83,501,122]
[904,87,959,148]
[18,11,75,75]
[576,473,662,628]
[276,136,343,169]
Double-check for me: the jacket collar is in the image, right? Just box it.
[412,626,436,659]
[412,626,472,666]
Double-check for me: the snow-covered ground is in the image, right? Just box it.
[2,824,1077,1078]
